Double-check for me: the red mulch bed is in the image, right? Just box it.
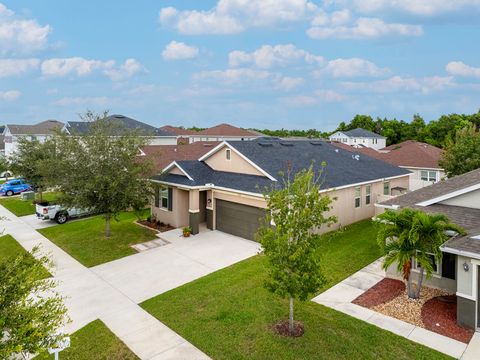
[353,278,405,308]
[421,295,474,343]
[273,320,305,337]
[138,220,175,232]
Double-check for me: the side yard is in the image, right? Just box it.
[0,191,60,217]
[141,220,451,360]
[38,211,157,267]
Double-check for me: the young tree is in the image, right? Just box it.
[50,111,154,237]
[0,156,10,179]
[0,247,69,358]
[9,137,57,201]
[439,125,480,177]
[377,208,464,299]
[257,165,336,335]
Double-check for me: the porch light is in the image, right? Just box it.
[207,198,212,204]
[463,262,470,272]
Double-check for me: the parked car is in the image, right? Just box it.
[0,170,12,178]
[36,202,90,224]
[0,179,32,196]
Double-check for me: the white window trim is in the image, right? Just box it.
[225,148,231,161]
[383,181,390,196]
[354,186,361,208]
[412,252,441,278]
[160,186,170,210]
[365,185,371,205]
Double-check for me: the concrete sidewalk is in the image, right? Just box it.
[312,259,473,359]
[0,206,210,360]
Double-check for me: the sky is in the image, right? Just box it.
[0,0,480,131]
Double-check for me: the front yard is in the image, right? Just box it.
[141,220,450,360]
[36,320,138,360]
[0,191,60,217]
[38,211,157,267]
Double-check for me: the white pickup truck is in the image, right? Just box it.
[36,202,89,224]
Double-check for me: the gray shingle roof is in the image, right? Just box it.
[152,139,409,194]
[66,115,175,136]
[343,128,385,138]
[6,120,64,135]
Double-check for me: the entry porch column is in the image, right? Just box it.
[189,189,200,235]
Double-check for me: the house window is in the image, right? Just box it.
[421,170,437,183]
[365,185,371,205]
[414,252,440,276]
[225,149,231,160]
[383,181,390,196]
[160,186,170,209]
[354,187,361,208]
[343,138,347,143]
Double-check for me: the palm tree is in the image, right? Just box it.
[377,208,464,299]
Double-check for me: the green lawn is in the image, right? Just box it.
[36,319,138,360]
[0,191,61,217]
[141,220,451,360]
[38,211,157,267]
[0,234,51,278]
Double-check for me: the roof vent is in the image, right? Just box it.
[352,154,360,161]
[310,141,322,146]
[114,115,126,119]
[258,142,274,147]
[203,144,213,147]
[280,142,293,147]
[335,149,339,153]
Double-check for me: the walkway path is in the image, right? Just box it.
[312,259,477,359]
[0,206,210,360]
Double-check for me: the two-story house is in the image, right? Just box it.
[329,128,386,150]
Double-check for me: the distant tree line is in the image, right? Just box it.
[251,110,480,148]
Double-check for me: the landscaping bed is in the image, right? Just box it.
[353,278,474,343]
[137,219,175,232]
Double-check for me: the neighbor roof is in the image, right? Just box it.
[66,115,175,136]
[197,123,257,137]
[6,120,64,135]
[342,128,385,138]
[158,125,198,136]
[332,140,444,169]
[154,139,410,194]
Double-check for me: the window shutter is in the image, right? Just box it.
[168,187,173,211]
[154,185,159,208]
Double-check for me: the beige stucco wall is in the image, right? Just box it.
[440,188,480,209]
[204,145,264,176]
[169,166,185,176]
[151,187,189,228]
[457,255,473,297]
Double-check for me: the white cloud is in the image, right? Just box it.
[276,76,305,91]
[0,3,51,55]
[314,89,344,102]
[103,58,145,81]
[228,44,323,69]
[307,17,423,39]
[53,96,111,106]
[159,0,317,35]
[320,58,390,77]
[0,58,40,77]
[283,89,344,106]
[41,57,144,80]
[334,0,480,17]
[342,75,455,94]
[0,90,21,101]
[194,68,271,84]
[446,61,480,78]
[162,41,199,60]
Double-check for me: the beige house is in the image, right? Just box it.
[151,139,410,240]
[376,168,480,330]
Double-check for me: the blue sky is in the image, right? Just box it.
[1,0,480,131]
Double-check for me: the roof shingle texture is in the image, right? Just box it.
[158,125,198,136]
[343,128,385,138]
[7,120,64,135]
[197,123,257,137]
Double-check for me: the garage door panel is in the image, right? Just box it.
[215,199,265,241]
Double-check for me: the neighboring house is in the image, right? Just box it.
[3,120,64,158]
[0,126,5,156]
[376,168,480,330]
[63,114,177,145]
[332,140,445,191]
[188,123,259,143]
[158,125,199,145]
[150,138,410,240]
[329,128,386,150]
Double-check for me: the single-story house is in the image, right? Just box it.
[376,168,480,330]
[188,123,259,143]
[329,128,386,150]
[3,120,64,158]
[332,140,445,191]
[150,138,410,240]
[64,114,178,145]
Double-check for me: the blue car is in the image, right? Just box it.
[0,179,32,196]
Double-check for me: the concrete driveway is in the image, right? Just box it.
[91,228,261,303]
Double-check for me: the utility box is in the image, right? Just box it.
[21,191,35,201]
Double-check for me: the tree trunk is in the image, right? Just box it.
[105,216,111,237]
[38,188,43,202]
[289,296,294,334]
[415,267,425,299]
[406,272,415,298]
